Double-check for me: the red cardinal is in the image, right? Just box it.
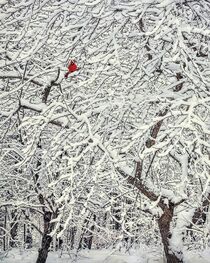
[64,60,78,78]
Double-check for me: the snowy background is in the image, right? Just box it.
[2,247,210,263]
[0,0,210,262]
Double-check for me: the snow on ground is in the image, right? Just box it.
[1,247,210,263]
[0,247,164,263]
[183,248,210,263]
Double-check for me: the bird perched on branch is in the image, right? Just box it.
[64,60,78,78]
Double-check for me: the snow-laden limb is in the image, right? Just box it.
[170,207,194,256]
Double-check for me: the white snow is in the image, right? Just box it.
[2,247,210,263]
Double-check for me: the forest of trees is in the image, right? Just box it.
[0,0,210,263]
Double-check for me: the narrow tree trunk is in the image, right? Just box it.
[86,214,96,249]
[36,211,53,263]
[55,225,63,250]
[3,207,7,251]
[68,226,76,249]
[78,225,86,250]
[158,206,183,263]
[23,223,26,244]
[9,210,19,248]
[9,221,18,247]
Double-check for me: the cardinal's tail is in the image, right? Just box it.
[64,72,69,78]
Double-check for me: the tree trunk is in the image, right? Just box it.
[3,207,7,251]
[9,221,18,247]
[9,210,19,248]
[23,223,26,244]
[86,214,96,249]
[158,206,183,263]
[68,226,76,249]
[36,211,53,263]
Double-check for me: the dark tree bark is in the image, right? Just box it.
[68,226,76,250]
[36,211,53,263]
[78,217,88,250]
[9,210,19,248]
[158,205,183,263]
[112,196,121,231]
[34,156,56,263]
[86,214,96,249]
[3,207,7,251]
[42,68,60,104]
[9,221,18,247]
[55,225,63,250]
